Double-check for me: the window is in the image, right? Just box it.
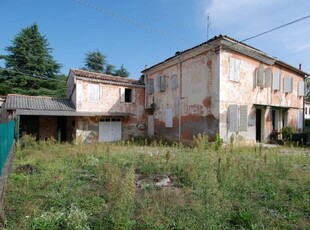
[298,81,305,96]
[165,108,173,128]
[239,105,248,131]
[120,88,135,103]
[256,64,264,87]
[283,76,292,93]
[229,58,240,82]
[171,75,178,91]
[228,104,238,132]
[264,68,272,87]
[272,71,280,90]
[148,78,154,95]
[88,83,100,101]
[155,75,166,92]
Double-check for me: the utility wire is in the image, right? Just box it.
[241,14,310,42]
[75,0,190,43]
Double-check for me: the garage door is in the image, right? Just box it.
[99,118,122,142]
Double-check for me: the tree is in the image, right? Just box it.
[83,50,106,73]
[4,23,61,78]
[115,64,130,77]
[105,64,116,75]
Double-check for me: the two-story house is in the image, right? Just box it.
[66,69,146,142]
[142,35,308,143]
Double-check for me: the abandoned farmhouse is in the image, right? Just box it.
[1,35,309,143]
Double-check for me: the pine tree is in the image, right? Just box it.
[115,64,130,77]
[4,23,61,78]
[83,50,106,73]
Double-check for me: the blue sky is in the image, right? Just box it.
[1,0,310,79]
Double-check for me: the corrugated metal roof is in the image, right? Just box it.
[70,69,144,86]
[5,94,75,111]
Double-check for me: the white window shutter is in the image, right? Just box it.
[239,105,248,131]
[283,77,292,93]
[155,76,161,92]
[171,75,178,90]
[88,84,100,100]
[148,78,154,95]
[234,59,240,82]
[298,81,305,96]
[165,108,173,128]
[256,65,264,87]
[264,68,272,87]
[229,104,238,132]
[298,110,303,129]
[229,58,240,82]
[272,71,280,90]
[120,87,125,102]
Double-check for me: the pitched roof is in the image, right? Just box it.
[142,34,309,76]
[5,94,75,111]
[70,69,144,86]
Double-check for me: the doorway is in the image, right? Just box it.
[256,109,262,142]
[57,116,67,142]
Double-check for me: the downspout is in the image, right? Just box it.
[178,58,183,141]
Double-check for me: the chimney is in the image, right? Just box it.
[299,63,302,70]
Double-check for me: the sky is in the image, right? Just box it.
[1,0,310,79]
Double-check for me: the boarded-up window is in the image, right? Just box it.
[229,58,240,82]
[256,64,264,87]
[171,75,178,91]
[298,81,305,96]
[165,108,173,128]
[148,78,154,95]
[264,68,272,87]
[228,104,238,132]
[272,71,280,90]
[155,76,161,92]
[88,83,100,101]
[298,110,303,129]
[283,76,292,93]
[239,105,248,131]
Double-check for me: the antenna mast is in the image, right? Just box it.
[207,13,211,40]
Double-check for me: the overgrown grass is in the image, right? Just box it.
[2,136,310,229]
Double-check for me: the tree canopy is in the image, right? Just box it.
[0,23,65,97]
[82,50,130,77]
[4,23,61,78]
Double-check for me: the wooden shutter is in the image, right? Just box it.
[120,87,125,102]
[148,78,154,95]
[298,110,303,129]
[256,64,264,87]
[298,81,305,96]
[239,105,248,131]
[171,75,178,90]
[131,88,135,103]
[155,76,161,92]
[283,77,292,93]
[264,68,272,87]
[229,58,240,82]
[88,83,100,100]
[160,76,166,92]
[272,71,280,90]
[165,108,173,128]
[229,104,238,132]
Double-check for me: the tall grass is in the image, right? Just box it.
[2,136,310,229]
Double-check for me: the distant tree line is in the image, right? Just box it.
[0,23,130,97]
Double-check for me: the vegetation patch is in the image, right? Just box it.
[2,137,310,229]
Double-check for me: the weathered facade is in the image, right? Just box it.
[142,35,308,143]
[67,69,146,142]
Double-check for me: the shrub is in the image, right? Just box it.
[282,126,293,141]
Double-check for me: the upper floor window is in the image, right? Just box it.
[298,81,305,96]
[272,71,280,90]
[88,83,100,101]
[148,78,154,95]
[120,87,135,103]
[229,57,240,82]
[156,75,167,92]
[283,76,292,93]
[171,75,178,91]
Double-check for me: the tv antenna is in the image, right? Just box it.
[207,13,211,40]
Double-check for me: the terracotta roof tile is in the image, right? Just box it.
[71,69,144,86]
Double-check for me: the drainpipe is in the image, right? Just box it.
[178,59,183,141]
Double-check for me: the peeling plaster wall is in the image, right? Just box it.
[73,81,146,142]
[219,50,304,142]
[146,49,220,141]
